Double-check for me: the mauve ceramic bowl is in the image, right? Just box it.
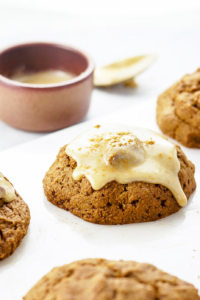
[0,42,94,132]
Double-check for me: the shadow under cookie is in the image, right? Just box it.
[44,192,193,246]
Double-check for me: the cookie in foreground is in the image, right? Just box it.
[157,68,200,148]
[43,124,196,225]
[23,258,200,300]
[0,173,30,260]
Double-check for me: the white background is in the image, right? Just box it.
[0,1,200,298]
[0,0,200,150]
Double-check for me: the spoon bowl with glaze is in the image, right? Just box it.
[93,54,157,87]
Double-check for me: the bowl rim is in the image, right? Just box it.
[0,41,95,89]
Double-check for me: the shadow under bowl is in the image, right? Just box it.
[0,42,94,132]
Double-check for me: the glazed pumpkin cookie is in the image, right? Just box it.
[24,258,200,300]
[43,124,196,225]
[0,173,30,260]
[157,68,200,148]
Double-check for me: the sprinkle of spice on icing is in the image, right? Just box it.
[65,124,187,207]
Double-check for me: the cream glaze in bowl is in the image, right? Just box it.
[0,42,94,132]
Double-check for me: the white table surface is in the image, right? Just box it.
[0,2,200,299]
[0,99,200,299]
[0,1,200,151]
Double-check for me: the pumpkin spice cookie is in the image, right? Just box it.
[157,68,200,148]
[0,173,30,260]
[24,258,200,300]
[43,124,196,225]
